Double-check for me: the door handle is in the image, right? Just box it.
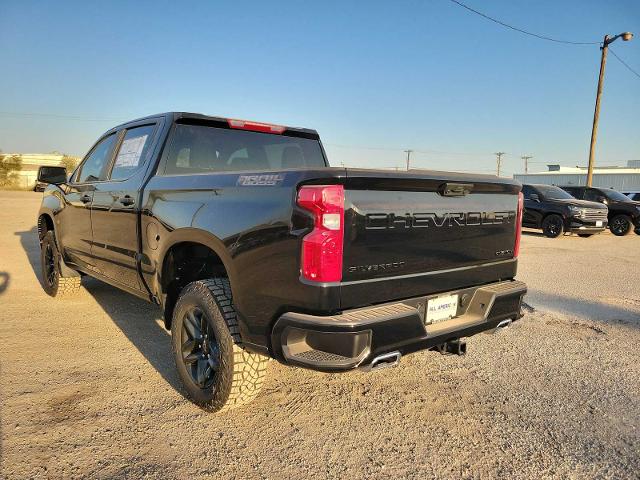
[118,195,135,206]
[80,194,92,204]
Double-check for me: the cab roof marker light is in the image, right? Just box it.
[227,118,286,134]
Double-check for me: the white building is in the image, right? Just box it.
[514,160,640,194]
[3,153,79,189]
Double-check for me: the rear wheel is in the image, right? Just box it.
[40,231,81,297]
[542,214,564,238]
[171,278,269,412]
[610,214,632,236]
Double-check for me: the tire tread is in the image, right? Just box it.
[177,278,269,412]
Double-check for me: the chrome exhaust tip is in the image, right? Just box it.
[496,319,512,329]
[368,351,401,371]
[485,318,513,335]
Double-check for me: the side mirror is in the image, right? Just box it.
[529,193,540,202]
[37,166,67,185]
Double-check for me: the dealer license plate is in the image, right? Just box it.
[596,221,603,227]
[426,294,459,324]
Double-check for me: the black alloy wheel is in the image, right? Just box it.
[180,306,220,390]
[542,215,564,238]
[44,242,57,288]
[610,215,632,236]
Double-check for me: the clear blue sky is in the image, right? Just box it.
[1,0,638,176]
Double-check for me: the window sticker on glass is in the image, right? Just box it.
[114,135,148,168]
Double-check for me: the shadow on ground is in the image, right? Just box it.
[0,272,9,295]
[527,288,640,327]
[16,226,186,399]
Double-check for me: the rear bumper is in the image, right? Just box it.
[270,279,527,372]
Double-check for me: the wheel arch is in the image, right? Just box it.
[37,213,55,242]
[155,228,237,329]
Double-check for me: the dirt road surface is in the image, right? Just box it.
[1,190,638,479]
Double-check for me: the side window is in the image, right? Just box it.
[521,185,533,199]
[584,189,600,202]
[110,125,155,181]
[77,134,118,183]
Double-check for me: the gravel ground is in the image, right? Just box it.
[1,190,638,479]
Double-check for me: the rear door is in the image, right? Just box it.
[90,122,161,291]
[57,133,118,270]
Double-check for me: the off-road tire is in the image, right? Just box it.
[542,214,564,238]
[609,214,633,236]
[171,278,269,412]
[40,231,81,297]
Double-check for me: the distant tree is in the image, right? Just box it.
[60,155,79,173]
[0,154,22,186]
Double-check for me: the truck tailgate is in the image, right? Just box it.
[340,169,521,307]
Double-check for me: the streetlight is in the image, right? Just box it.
[586,31,634,187]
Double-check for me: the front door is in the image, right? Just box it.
[90,123,159,291]
[57,133,119,270]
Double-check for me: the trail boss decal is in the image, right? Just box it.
[237,174,285,186]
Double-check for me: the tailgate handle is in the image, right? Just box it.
[439,183,473,197]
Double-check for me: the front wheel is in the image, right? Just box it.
[610,215,633,236]
[171,278,269,412]
[40,231,81,297]
[542,214,564,238]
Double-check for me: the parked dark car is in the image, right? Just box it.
[561,186,640,236]
[521,184,608,238]
[36,112,527,412]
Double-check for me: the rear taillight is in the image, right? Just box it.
[297,185,345,282]
[227,118,286,134]
[514,191,524,258]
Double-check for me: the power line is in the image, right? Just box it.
[0,111,126,122]
[446,0,600,45]
[325,143,489,157]
[609,48,640,80]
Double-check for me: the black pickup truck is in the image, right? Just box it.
[37,112,527,412]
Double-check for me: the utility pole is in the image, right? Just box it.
[494,152,505,176]
[521,155,533,174]
[404,149,413,171]
[587,31,634,186]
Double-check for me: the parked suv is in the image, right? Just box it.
[522,184,608,238]
[561,186,640,236]
[36,112,527,412]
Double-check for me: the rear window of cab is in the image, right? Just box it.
[163,124,327,175]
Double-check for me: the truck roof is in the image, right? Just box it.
[110,112,320,139]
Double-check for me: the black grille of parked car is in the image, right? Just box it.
[581,208,608,221]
